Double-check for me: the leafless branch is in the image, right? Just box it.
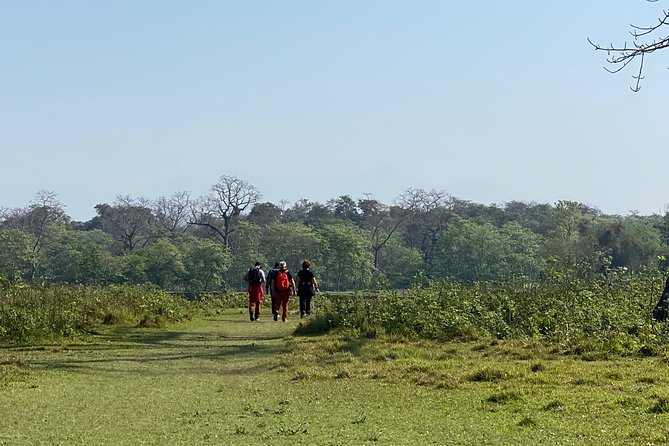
[589,4,669,91]
[188,175,261,247]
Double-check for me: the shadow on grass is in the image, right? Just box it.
[293,314,377,352]
[10,342,285,377]
[0,315,295,377]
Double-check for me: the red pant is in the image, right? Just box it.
[248,284,263,315]
[273,292,290,321]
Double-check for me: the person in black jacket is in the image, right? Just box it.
[296,260,319,318]
[266,262,280,319]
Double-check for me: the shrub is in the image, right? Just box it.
[301,272,669,355]
[0,283,192,343]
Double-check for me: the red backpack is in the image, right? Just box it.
[275,270,290,292]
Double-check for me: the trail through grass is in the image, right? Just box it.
[2,308,669,445]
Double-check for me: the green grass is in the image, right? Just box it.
[2,306,669,445]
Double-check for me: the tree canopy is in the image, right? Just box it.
[3,179,668,292]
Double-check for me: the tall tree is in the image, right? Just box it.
[41,230,117,284]
[376,242,423,289]
[0,229,34,281]
[282,199,315,223]
[358,195,408,268]
[189,175,261,248]
[304,203,337,227]
[542,201,603,273]
[327,195,360,224]
[399,188,452,274]
[95,196,154,253]
[180,237,231,293]
[503,201,554,235]
[596,215,663,270]
[435,218,543,282]
[153,191,191,238]
[318,223,374,290]
[260,222,322,273]
[247,202,282,227]
[1,190,68,278]
[141,238,186,289]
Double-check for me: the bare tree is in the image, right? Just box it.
[95,196,154,252]
[153,191,191,237]
[0,190,68,278]
[398,188,453,272]
[589,1,669,91]
[188,175,261,247]
[2,190,67,252]
[358,195,410,268]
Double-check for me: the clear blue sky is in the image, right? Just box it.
[2,1,668,221]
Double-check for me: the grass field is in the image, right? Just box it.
[2,306,669,445]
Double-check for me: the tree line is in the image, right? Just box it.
[1,176,668,293]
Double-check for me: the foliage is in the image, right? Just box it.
[95,197,154,253]
[191,290,249,314]
[376,242,423,289]
[435,218,544,281]
[0,229,35,281]
[303,271,669,354]
[5,185,669,292]
[140,238,186,288]
[180,237,231,294]
[260,222,322,273]
[224,221,263,289]
[595,215,664,270]
[40,229,117,284]
[0,282,192,343]
[317,223,374,290]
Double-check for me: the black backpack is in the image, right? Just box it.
[248,268,262,286]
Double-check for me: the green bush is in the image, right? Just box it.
[192,291,248,314]
[0,283,193,343]
[299,272,669,355]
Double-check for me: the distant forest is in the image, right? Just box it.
[2,175,668,292]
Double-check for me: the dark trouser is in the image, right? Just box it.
[299,294,312,316]
[270,293,277,315]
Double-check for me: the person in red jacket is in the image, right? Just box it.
[271,261,295,322]
[244,262,266,321]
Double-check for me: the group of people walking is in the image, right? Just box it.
[244,260,319,322]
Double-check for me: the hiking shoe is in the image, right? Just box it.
[300,313,305,318]
[249,314,255,321]
[273,314,278,321]
[254,315,260,321]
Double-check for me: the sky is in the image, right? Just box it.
[2,1,668,221]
